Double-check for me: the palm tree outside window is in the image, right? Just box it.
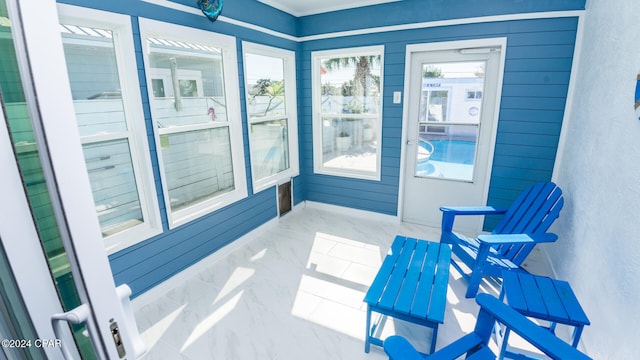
[312,46,384,180]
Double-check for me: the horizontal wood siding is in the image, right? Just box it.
[300,17,579,221]
[110,187,276,295]
[298,0,585,37]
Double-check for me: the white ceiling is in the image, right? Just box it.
[257,0,401,17]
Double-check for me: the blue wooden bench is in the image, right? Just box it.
[498,271,590,359]
[364,235,452,354]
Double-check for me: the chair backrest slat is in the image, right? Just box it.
[492,182,563,263]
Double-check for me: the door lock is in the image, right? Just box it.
[110,321,126,358]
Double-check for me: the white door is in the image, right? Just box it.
[401,40,505,233]
[0,0,144,359]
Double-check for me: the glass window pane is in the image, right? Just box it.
[148,38,227,127]
[320,55,381,115]
[416,124,478,182]
[250,118,289,180]
[415,61,485,182]
[314,49,383,179]
[160,128,235,212]
[61,22,147,239]
[321,117,378,173]
[60,25,127,137]
[82,140,143,236]
[245,53,286,118]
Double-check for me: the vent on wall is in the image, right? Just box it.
[278,180,292,217]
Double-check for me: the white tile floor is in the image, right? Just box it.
[133,205,554,359]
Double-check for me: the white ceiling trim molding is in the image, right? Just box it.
[298,10,585,42]
[257,0,401,17]
[140,1,583,44]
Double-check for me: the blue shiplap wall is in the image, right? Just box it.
[299,15,581,225]
[55,0,585,297]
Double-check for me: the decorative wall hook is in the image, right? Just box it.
[197,0,223,22]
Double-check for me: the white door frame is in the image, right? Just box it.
[397,38,507,227]
[2,0,144,358]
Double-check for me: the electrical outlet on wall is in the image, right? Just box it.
[393,91,402,104]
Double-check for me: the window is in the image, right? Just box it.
[139,19,246,228]
[58,6,161,253]
[466,90,482,100]
[312,46,384,180]
[242,42,298,192]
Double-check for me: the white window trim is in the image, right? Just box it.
[311,45,384,181]
[139,18,247,229]
[242,42,299,193]
[57,4,162,254]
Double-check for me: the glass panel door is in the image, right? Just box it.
[0,243,45,360]
[401,42,504,232]
[0,2,97,357]
[1,1,145,359]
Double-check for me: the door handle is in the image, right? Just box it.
[406,140,415,145]
[116,284,147,359]
[50,285,145,360]
[51,304,91,360]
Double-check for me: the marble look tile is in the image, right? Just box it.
[134,206,539,359]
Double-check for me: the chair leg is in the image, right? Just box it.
[365,305,372,353]
[571,325,585,348]
[466,243,492,298]
[429,324,438,354]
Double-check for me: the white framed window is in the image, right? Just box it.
[242,42,299,193]
[312,46,384,180]
[57,5,162,254]
[139,18,247,228]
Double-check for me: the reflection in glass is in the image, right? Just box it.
[245,51,292,183]
[2,7,97,358]
[61,23,144,237]
[415,61,485,182]
[245,53,286,118]
[82,140,143,237]
[160,128,235,212]
[148,38,227,126]
[317,53,382,174]
[250,118,289,179]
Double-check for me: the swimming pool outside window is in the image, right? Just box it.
[416,61,485,182]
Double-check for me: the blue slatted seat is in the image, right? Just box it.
[497,271,590,358]
[364,235,451,354]
[383,294,592,360]
[439,182,564,298]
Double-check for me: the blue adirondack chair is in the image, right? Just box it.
[439,182,564,298]
[383,294,591,360]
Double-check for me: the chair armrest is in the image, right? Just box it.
[439,206,507,216]
[440,207,507,233]
[477,233,558,245]
[476,294,592,360]
[383,336,425,360]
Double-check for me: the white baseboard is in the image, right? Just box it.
[131,200,394,310]
[302,200,400,223]
[131,213,282,310]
